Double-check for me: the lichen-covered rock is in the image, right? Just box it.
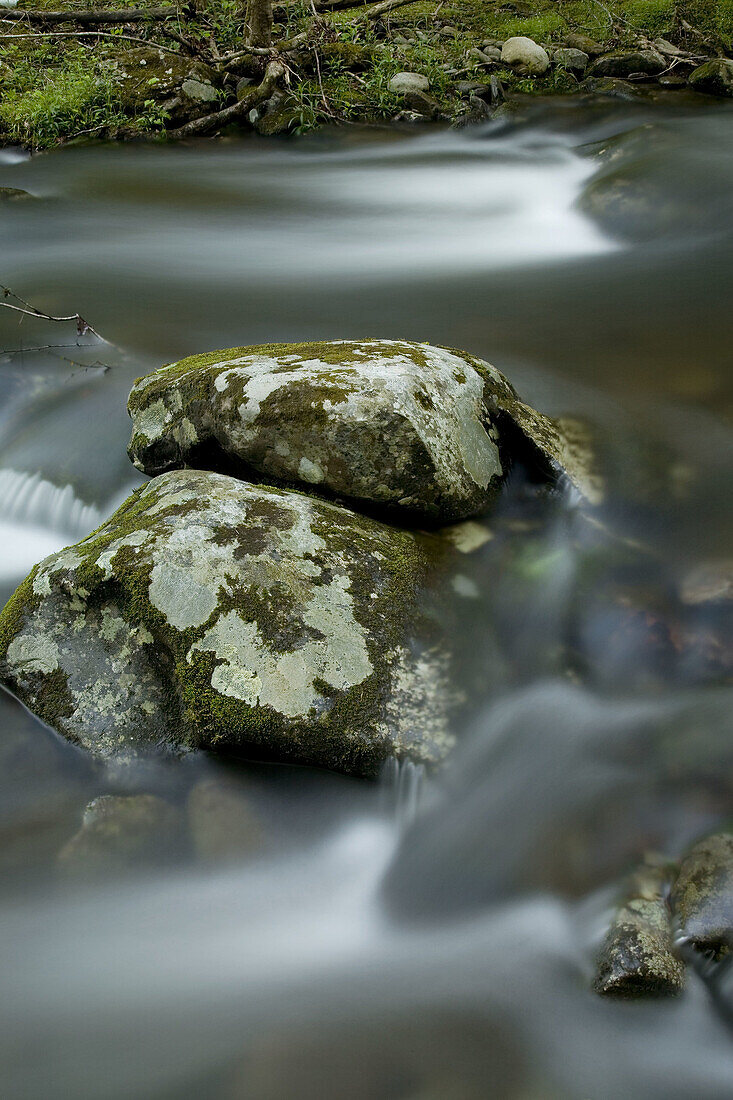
[553,48,589,74]
[594,859,685,998]
[127,339,600,521]
[671,833,733,958]
[0,469,452,776]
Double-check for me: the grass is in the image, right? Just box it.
[0,45,128,146]
[0,0,732,147]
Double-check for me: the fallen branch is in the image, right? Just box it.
[0,28,183,53]
[168,57,285,138]
[0,7,177,25]
[1,286,103,340]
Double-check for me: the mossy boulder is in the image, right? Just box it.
[0,469,453,776]
[110,47,219,119]
[127,339,601,522]
[688,59,733,98]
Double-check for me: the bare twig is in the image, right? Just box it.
[1,286,103,340]
[0,29,183,53]
[308,0,332,112]
[1,343,99,354]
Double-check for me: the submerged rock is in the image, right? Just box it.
[127,339,601,521]
[594,859,685,998]
[671,833,733,958]
[57,794,182,875]
[187,778,263,861]
[0,186,31,201]
[679,559,733,607]
[0,469,451,776]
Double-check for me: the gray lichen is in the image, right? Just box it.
[0,469,449,776]
[127,339,600,522]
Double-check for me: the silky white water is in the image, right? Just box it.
[1,100,732,1098]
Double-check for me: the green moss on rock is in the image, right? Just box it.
[0,469,452,776]
[128,337,599,523]
[594,858,686,997]
[671,833,733,958]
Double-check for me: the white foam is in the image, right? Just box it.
[0,469,132,582]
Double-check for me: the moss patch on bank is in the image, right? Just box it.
[1,0,732,147]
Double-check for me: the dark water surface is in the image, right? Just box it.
[1,98,732,1098]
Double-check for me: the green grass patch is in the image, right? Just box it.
[0,46,128,147]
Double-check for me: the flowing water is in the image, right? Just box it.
[1,97,732,1098]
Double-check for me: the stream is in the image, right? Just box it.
[1,97,732,1099]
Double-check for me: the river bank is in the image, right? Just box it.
[1,0,732,149]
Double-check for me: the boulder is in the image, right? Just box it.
[580,77,643,100]
[400,89,445,120]
[501,37,550,76]
[689,59,733,98]
[587,50,666,79]
[127,339,601,522]
[389,72,430,96]
[564,32,604,57]
[553,48,589,74]
[0,469,452,776]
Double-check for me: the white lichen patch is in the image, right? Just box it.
[6,632,60,674]
[189,573,373,719]
[96,530,150,578]
[33,547,84,595]
[0,469,453,776]
[133,398,172,444]
[128,340,508,522]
